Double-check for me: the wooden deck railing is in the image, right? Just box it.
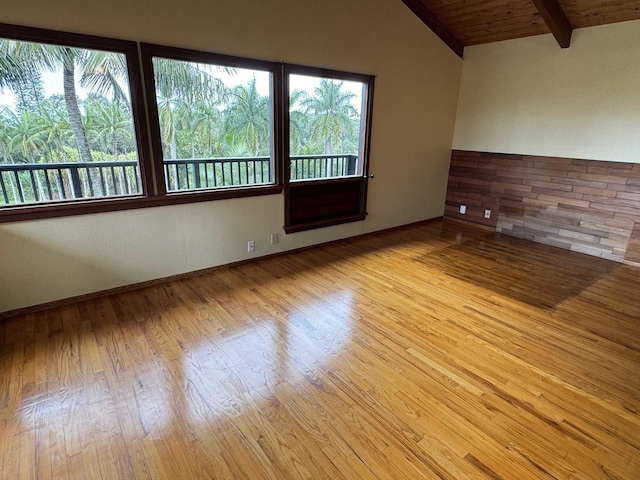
[0,154,358,205]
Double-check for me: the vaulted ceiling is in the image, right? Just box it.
[403,0,640,58]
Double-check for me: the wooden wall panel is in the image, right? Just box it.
[625,222,640,265]
[445,150,640,266]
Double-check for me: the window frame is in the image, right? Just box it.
[139,42,283,200]
[0,23,154,223]
[0,24,375,229]
[283,63,375,233]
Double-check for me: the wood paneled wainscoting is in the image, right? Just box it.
[445,150,640,266]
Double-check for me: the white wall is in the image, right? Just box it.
[0,0,463,312]
[453,20,640,163]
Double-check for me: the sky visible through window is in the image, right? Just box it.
[289,74,364,110]
[0,70,364,110]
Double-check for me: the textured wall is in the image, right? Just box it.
[446,151,640,266]
[452,20,640,163]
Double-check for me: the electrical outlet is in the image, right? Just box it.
[247,240,255,252]
[271,233,278,244]
[484,209,491,219]
[459,205,467,215]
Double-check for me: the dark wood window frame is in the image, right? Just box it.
[0,24,375,231]
[283,64,375,233]
[0,25,282,224]
[0,23,155,223]
[139,43,283,199]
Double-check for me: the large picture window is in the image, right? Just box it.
[0,24,375,229]
[0,25,150,212]
[141,44,279,196]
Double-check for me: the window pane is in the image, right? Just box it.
[150,57,274,192]
[289,74,365,181]
[0,39,142,206]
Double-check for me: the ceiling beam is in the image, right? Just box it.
[402,0,464,59]
[530,0,573,48]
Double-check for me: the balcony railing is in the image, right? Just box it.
[0,154,358,205]
[165,157,271,191]
[0,160,141,205]
[290,154,357,180]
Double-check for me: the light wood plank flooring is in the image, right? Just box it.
[1,220,639,479]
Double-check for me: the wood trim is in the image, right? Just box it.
[139,42,282,198]
[284,63,376,84]
[0,23,155,222]
[0,185,283,223]
[360,75,375,215]
[128,43,155,197]
[284,213,367,234]
[0,216,443,320]
[0,36,286,224]
[530,0,573,48]
[401,0,465,59]
[139,42,279,72]
[0,22,137,50]
[139,42,168,197]
[288,175,366,188]
[273,63,285,187]
[445,216,496,232]
[282,67,292,227]
[0,25,378,227]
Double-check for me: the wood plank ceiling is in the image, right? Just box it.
[403,0,640,58]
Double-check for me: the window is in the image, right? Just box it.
[284,65,375,232]
[140,44,280,197]
[288,73,367,181]
[0,24,150,215]
[0,24,375,228]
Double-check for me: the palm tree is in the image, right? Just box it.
[224,79,270,156]
[81,50,130,105]
[0,41,39,92]
[0,107,16,163]
[8,110,42,163]
[152,57,229,160]
[288,89,311,154]
[0,41,89,163]
[31,99,73,163]
[85,97,133,160]
[7,110,49,200]
[190,100,223,157]
[0,39,140,198]
[298,79,358,154]
[61,47,95,164]
[0,43,130,150]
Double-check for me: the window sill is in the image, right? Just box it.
[288,175,364,187]
[0,185,282,224]
[284,213,367,234]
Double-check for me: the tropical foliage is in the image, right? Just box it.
[293,78,360,155]
[0,39,136,168]
[0,37,363,203]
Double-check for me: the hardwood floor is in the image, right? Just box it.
[1,219,639,479]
